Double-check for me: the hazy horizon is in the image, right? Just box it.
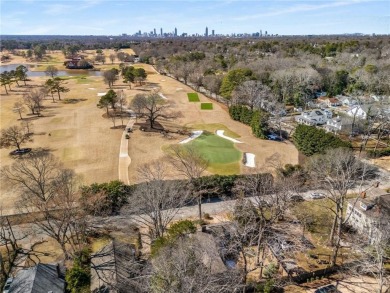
[1,0,389,36]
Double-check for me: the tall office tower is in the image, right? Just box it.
[138,30,141,35]
[205,26,208,37]
[160,28,163,36]
[212,29,215,36]
[154,28,156,35]
[265,30,268,36]
[174,27,177,36]
[260,30,262,37]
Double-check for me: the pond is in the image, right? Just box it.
[0,63,102,77]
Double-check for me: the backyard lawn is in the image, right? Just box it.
[187,131,241,174]
[187,92,200,102]
[201,102,213,110]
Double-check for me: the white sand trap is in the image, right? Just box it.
[176,88,183,91]
[158,92,168,99]
[244,153,256,167]
[216,130,242,143]
[179,130,203,144]
[97,92,106,96]
[88,88,96,90]
[160,79,166,82]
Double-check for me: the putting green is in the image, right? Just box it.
[187,132,241,174]
[187,93,200,102]
[201,103,213,110]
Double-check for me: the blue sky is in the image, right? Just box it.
[1,0,389,35]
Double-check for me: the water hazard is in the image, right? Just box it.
[0,63,102,77]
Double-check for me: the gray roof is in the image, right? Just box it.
[90,240,140,293]
[191,232,228,274]
[9,264,65,293]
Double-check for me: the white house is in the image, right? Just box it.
[324,116,352,134]
[347,194,390,244]
[295,109,329,126]
[346,105,378,120]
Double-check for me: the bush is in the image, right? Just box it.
[151,220,197,256]
[66,249,91,293]
[80,180,133,216]
[367,148,390,158]
[292,124,351,156]
[66,265,90,293]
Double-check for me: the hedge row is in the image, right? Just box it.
[80,173,273,216]
[229,105,268,139]
[292,124,351,156]
[367,148,390,158]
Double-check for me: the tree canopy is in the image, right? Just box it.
[293,124,351,156]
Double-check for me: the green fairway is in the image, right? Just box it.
[201,103,213,110]
[187,132,241,174]
[187,93,200,102]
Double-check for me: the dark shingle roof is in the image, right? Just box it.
[9,264,65,293]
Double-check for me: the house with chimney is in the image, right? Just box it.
[346,193,390,244]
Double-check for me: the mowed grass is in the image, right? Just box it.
[187,132,241,174]
[189,123,240,139]
[201,103,213,110]
[187,92,200,102]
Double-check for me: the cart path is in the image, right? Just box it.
[118,118,135,184]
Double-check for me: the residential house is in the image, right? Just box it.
[7,263,65,293]
[90,240,139,293]
[337,95,358,107]
[64,55,93,69]
[346,105,378,120]
[133,55,140,63]
[347,194,390,244]
[295,109,330,126]
[324,116,351,133]
[318,97,342,107]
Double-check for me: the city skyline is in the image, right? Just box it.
[1,0,389,35]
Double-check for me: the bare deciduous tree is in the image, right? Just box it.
[23,88,44,116]
[1,152,86,259]
[0,125,31,151]
[152,236,243,293]
[130,92,180,129]
[307,148,378,266]
[232,80,273,111]
[13,101,25,120]
[44,65,58,78]
[168,144,209,220]
[122,161,189,242]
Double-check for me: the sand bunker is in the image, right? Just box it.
[88,88,96,90]
[216,130,242,143]
[179,130,203,144]
[97,92,106,96]
[159,92,168,99]
[244,153,255,167]
[176,88,183,91]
